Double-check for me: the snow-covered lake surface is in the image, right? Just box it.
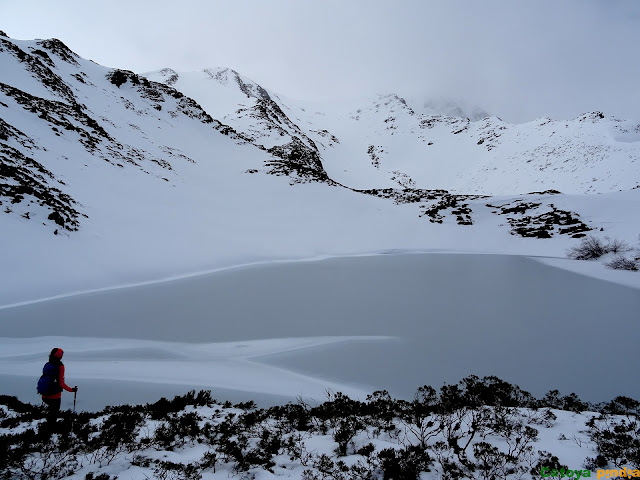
[1,253,638,411]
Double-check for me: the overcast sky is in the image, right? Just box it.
[2,0,639,123]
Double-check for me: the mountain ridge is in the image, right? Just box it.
[143,64,640,198]
[1,34,639,304]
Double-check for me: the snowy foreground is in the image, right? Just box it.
[1,378,639,480]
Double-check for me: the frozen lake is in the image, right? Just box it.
[1,253,639,411]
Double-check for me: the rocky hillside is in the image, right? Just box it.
[2,32,640,305]
[2,31,638,238]
[147,65,640,195]
[0,34,265,233]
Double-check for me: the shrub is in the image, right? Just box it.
[604,237,632,254]
[567,235,607,260]
[145,390,214,420]
[378,445,432,480]
[473,441,527,479]
[530,451,569,478]
[567,235,638,267]
[455,375,536,408]
[600,396,640,416]
[333,416,365,456]
[153,411,202,449]
[95,410,144,447]
[107,70,129,88]
[85,473,116,480]
[267,403,311,432]
[88,411,145,466]
[153,460,202,480]
[605,256,639,271]
[586,414,640,468]
[539,390,592,412]
[2,379,638,479]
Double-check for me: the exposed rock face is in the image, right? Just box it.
[0,38,253,232]
[0,142,83,231]
[266,137,331,184]
[2,35,635,239]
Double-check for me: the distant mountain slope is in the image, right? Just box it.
[0,34,263,233]
[1,33,639,305]
[273,93,640,195]
[147,66,640,195]
[2,29,637,236]
[145,67,330,184]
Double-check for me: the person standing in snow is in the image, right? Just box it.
[39,348,77,434]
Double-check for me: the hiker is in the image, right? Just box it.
[38,347,77,434]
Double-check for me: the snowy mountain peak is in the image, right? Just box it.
[202,67,272,102]
[34,38,80,66]
[156,67,179,85]
[421,97,491,121]
[378,93,416,115]
[576,111,605,122]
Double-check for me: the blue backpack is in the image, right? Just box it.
[37,362,61,395]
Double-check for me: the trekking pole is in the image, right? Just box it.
[71,387,77,433]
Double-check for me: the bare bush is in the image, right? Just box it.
[568,235,636,262]
[567,235,607,260]
[604,237,632,254]
[605,256,639,271]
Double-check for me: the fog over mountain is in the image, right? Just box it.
[2,1,639,123]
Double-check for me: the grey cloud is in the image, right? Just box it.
[1,0,639,122]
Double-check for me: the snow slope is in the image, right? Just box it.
[1,32,639,306]
[148,66,640,194]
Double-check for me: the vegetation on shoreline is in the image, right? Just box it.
[567,235,640,271]
[1,376,638,479]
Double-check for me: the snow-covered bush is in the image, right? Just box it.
[585,412,640,469]
[567,235,637,269]
[530,451,569,478]
[600,396,640,416]
[539,390,592,412]
[1,382,638,480]
[604,236,632,254]
[605,255,639,271]
[567,235,608,259]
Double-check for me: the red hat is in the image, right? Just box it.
[52,348,64,359]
